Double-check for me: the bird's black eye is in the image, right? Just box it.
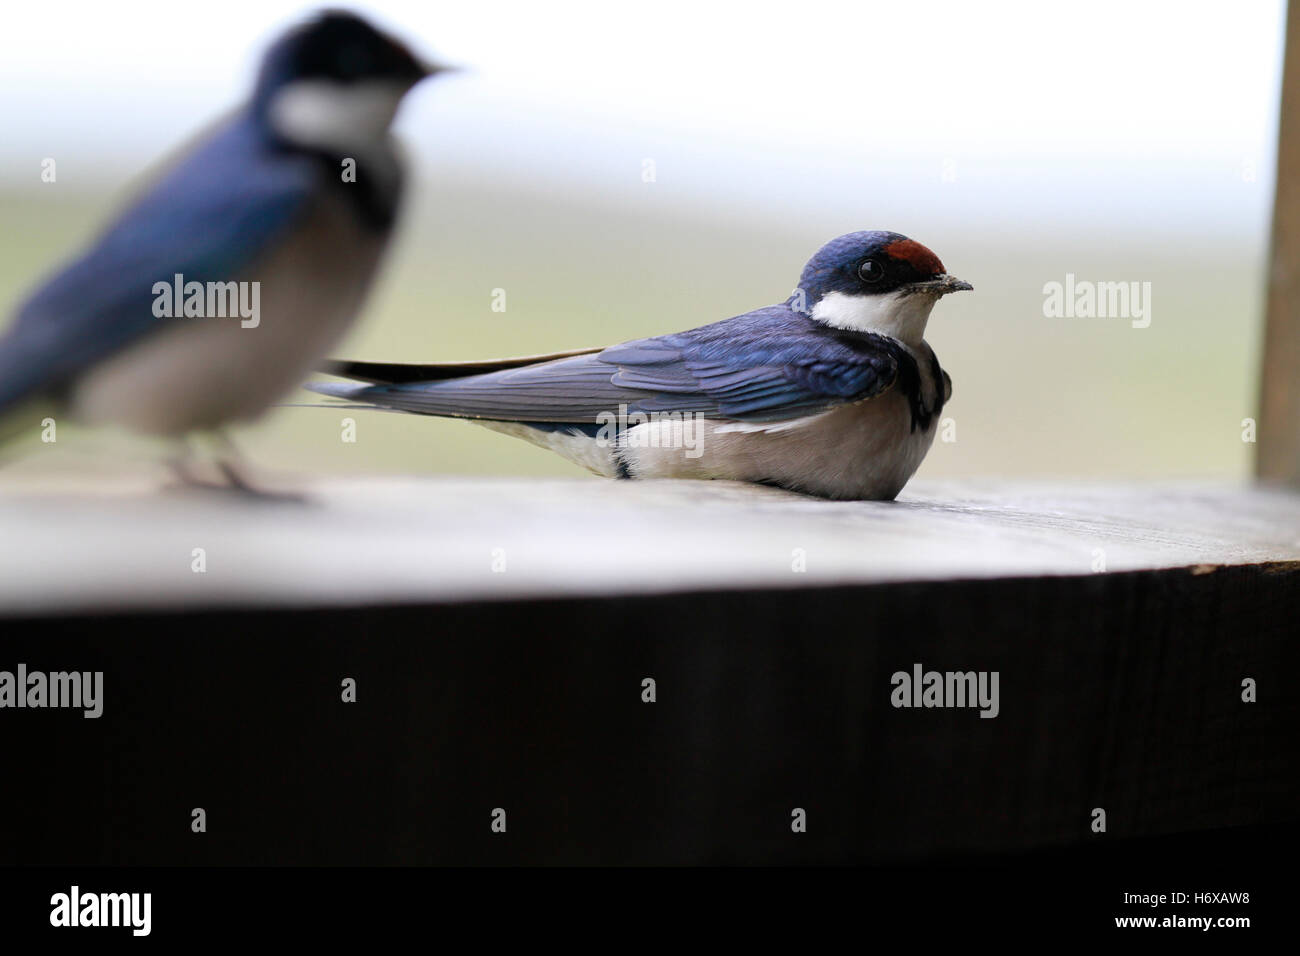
[857,258,886,284]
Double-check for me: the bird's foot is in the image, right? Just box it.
[214,457,307,503]
[165,435,307,503]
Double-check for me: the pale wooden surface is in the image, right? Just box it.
[1259,0,1300,483]
[1,475,1297,616]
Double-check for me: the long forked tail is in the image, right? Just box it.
[302,345,623,422]
[319,347,603,386]
[302,380,372,402]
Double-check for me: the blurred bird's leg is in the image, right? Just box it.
[166,435,227,490]
[164,432,281,498]
[210,430,305,502]
[206,430,253,492]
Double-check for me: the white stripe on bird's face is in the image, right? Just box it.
[267,79,408,152]
[810,290,939,347]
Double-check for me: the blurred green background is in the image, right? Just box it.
[0,174,1265,483]
[0,0,1282,486]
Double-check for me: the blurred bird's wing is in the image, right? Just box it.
[0,112,321,412]
[309,306,904,424]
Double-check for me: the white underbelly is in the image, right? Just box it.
[624,392,938,500]
[477,420,621,477]
[473,390,938,501]
[71,194,386,435]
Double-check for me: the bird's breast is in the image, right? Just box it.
[70,189,389,435]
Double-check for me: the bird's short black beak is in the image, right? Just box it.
[905,274,974,295]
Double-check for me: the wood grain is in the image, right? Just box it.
[0,476,1296,615]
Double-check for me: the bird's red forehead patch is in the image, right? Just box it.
[883,239,945,276]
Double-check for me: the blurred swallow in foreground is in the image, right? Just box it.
[0,10,448,488]
[309,231,971,500]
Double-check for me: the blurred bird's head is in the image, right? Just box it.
[254,10,450,152]
[791,231,972,346]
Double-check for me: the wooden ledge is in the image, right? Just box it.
[1,476,1297,616]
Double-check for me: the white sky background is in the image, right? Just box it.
[0,0,1287,239]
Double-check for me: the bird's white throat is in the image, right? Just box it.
[268,79,407,152]
[810,290,939,346]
